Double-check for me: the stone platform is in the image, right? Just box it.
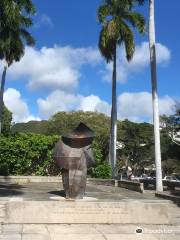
[2,200,174,224]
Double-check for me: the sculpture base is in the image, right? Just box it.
[62,169,87,199]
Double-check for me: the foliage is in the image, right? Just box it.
[0,133,59,176]
[11,111,156,172]
[91,140,104,165]
[162,159,180,175]
[2,105,12,135]
[91,164,112,179]
[98,0,146,62]
[97,0,146,176]
[0,0,36,65]
[89,139,112,179]
[0,130,112,178]
[0,0,36,134]
[159,102,180,174]
[12,111,111,160]
[47,111,110,137]
[10,110,180,176]
[117,120,154,171]
[160,101,180,146]
[12,120,49,135]
[160,132,180,163]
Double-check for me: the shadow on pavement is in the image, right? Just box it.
[48,190,66,197]
[0,183,25,197]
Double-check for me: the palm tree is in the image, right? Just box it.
[126,0,163,191]
[98,0,145,177]
[149,0,163,191]
[0,0,36,134]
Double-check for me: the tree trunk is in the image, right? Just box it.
[0,64,7,134]
[149,0,163,192]
[110,47,117,178]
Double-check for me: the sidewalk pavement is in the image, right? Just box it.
[0,224,180,240]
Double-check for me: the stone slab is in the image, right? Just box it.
[22,234,49,240]
[0,176,62,184]
[5,201,171,224]
[0,234,21,240]
[2,224,22,233]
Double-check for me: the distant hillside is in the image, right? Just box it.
[11,120,49,135]
[11,111,112,136]
[11,111,153,140]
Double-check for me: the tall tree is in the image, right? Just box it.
[128,0,163,191]
[97,0,145,177]
[149,0,163,191]
[160,101,180,146]
[0,0,36,134]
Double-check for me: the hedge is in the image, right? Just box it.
[0,133,111,178]
[0,133,59,176]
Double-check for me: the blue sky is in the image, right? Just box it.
[3,0,180,123]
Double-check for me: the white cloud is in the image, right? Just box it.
[159,96,176,116]
[3,87,175,123]
[37,90,175,122]
[117,92,175,122]
[34,13,54,28]
[4,88,40,123]
[78,95,111,115]
[37,90,80,118]
[8,45,101,91]
[2,41,173,123]
[6,42,170,93]
[103,41,171,83]
[37,91,111,119]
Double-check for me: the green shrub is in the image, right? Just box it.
[0,133,112,178]
[91,140,103,165]
[91,163,112,179]
[88,139,112,179]
[89,140,112,179]
[0,133,59,176]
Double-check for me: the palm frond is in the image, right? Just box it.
[123,12,146,33]
[119,22,135,61]
[0,0,35,65]
[20,28,35,46]
[133,0,146,5]
[98,4,111,24]
[20,16,33,27]
[4,36,25,65]
[14,0,36,14]
[105,0,133,10]
[98,0,145,63]
[98,24,116,62]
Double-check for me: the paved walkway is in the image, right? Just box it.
[0,223,180,240]
[0,182,157,201]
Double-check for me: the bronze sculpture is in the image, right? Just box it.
[53,122,95,199]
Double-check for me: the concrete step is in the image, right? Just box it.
[168,205,180,225]
[3,200,180,225]
[0,224,180,240]
[155,192,180,204]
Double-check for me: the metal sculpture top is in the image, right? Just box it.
[53,122,95,199]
